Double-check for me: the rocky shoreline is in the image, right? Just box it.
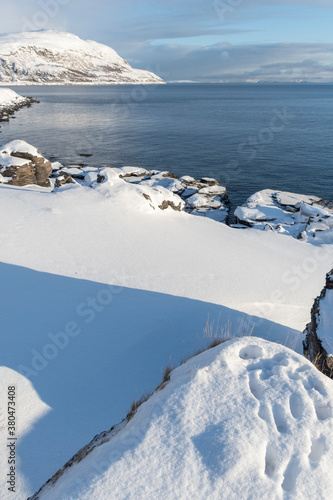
[0,95,39,124]
[2,140,333,241]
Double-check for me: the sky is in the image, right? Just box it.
[1,0,333,82]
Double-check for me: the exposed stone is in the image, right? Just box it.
[158,199,183,211]
[54,171,74,188]
[200,177,219,186]
[1,156,52,188]
[0,96,39,123]
[303,270,333,378]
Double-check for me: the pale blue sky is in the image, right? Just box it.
[1,0,333,82]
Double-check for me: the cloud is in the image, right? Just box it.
[1,0,333,82]
[123,41,333,82]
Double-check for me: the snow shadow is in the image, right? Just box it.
[0,262,300,494]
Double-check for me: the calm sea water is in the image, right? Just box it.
[1,84,333,208]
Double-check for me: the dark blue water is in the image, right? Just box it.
[1,84,332,208]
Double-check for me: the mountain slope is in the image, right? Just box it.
[31,337,333,500]
[0,30,164,85]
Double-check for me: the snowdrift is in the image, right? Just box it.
[31,337,333,500]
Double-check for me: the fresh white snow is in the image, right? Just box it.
[32,337,333,500]
[0,143,332,498]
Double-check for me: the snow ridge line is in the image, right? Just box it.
[28,376,171,499]
[28,418,128,499]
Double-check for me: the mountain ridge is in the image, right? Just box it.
[0,30,164,85]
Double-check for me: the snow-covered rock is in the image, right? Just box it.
[114,168,230,223]
[0,88,28,109]
[50,161,230,221]
[29,337,333,500]
[234,189,333,244]
[0,31,164,85]
[304,270,333,377]
[0,140,52,187]
[0,88,37,121]
[90,167,185,212]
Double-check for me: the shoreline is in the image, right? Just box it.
[0,95,39,123]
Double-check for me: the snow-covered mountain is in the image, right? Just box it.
[0,30,164,85]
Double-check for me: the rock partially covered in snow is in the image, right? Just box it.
[304,270,333,377]
[234,189,333,244]
[0,140,52,187]
[117,168,230,223]
[0,88,38,121]
[88,167,185,213]
[29,337,333,500]
[51,162,230,222]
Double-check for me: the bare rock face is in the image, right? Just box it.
[0,141,52,187]
[303,270,333,377]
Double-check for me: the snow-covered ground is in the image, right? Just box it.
[32,337,333,500]
[0,142,333,498]
[0,31,164,85]
[0,88,28,109]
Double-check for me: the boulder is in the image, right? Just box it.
[0,140,52,187]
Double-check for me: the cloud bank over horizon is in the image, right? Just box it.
[1,0,332,82]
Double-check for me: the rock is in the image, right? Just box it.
[118,166,149,178]
[200,177,219,186]
[158,200,183,211]
[0,93,39,123]
[234,189,333,244]
[186,193,222,209]
[180,175,195,184]
[303,270,333,378]
[198,185,227,197]
[114,168,230,221]
[49,159,230,221]
[0,140,52,187]
[54,171,75,188]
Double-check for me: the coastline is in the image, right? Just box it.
[0,94,39,122]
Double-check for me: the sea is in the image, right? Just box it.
[1,84,332,209]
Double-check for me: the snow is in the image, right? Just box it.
[0,88,27,109]
[33,337,333,500]
[0,143,333,498]
[0,30,165,85]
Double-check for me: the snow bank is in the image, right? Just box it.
[0,88,27,109]
[32,337,333,500]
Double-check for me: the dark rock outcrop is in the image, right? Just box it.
[303,270,333,377]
